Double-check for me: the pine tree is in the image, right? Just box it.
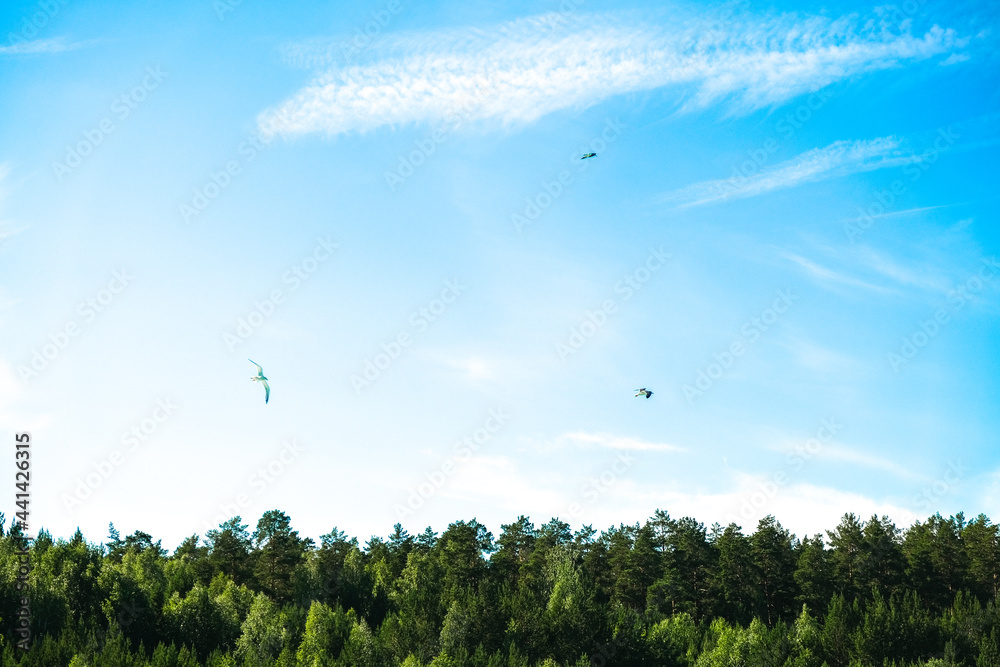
[859,515,906,600]
[962,514,1000,602]
[750,515,797,625]
[205,517,253,587]
[794,534,834,614]
[251,510,312,604]
[827,514,865,601]
[714,523,758,626]
[820,593,852,667]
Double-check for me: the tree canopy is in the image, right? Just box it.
[1,510,998,666]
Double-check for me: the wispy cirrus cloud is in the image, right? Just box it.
[783,252,899,295]
[853,246,954,293]
[839,204,954,224]
[814,444,920,479]
[0,37,85,55]
[259,10,965,137]
[665,137,918,207]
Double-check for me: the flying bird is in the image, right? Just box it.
[249,359,270,404]
[635,388,653,399]
[581,153,597,159]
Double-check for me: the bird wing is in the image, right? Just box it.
[262,379,270,404]
[646,391,653,398]
[248,359,264,377]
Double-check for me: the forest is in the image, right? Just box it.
[0,510,998,666]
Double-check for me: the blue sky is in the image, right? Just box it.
[1,0,998,551]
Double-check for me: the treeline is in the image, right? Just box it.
[1,510,999,666]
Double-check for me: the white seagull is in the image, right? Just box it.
[635,388,653,399]
[249,359,270,404]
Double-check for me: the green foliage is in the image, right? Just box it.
[234,592,290,666]
[794,535,834,615]
[646,612,699,666]
[252,510,313,605]
[2,509,999,666]
[750,516,797,626]
[715,523,759,625]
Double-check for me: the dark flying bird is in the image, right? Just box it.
[249,359,270,404]
[635,388,653,399]
[581,152,597,159]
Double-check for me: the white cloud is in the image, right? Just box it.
[441,451,653,529]
[841,204,952,223]
[619,465,923,535]
[557,431,684,452]
[260,11,962,136]
[854,246,953,292]
[940,52,971,65]
[719,482,921,536]
[814,444,920,479]
[977,468,1000,520]
[445,454,568,511]
[782,337,864,374]
[0,37,84,55]
[436,353,497,380]
[783,252,899,294]
[393,442,937,536]
[665,137,918,207]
